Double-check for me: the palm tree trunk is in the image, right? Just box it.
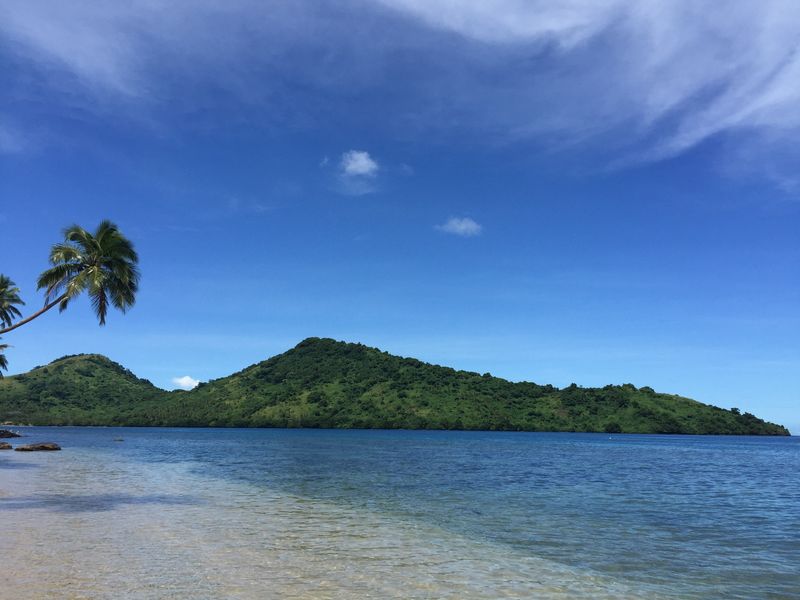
[0,293,68,334]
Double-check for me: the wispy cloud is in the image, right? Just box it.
[379,1,800,164]
[171,375,199,390]
[377,0,621,46]
[0,3,151,96]
[436,217,482,237]
[225,195,274,215]
[2,1,800,182]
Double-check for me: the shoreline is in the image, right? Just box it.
[0,424,792,436]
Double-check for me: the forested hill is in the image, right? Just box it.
[0,338,790,435]
[0,354,165,425]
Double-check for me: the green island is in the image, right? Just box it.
[0,337,789,435]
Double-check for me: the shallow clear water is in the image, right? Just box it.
[1,428,798,599]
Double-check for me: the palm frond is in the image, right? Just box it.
[90,286,110,326]
[37,263,83,302]
[48,242,83,266]
[63,269,91,306]
[106,272,138,312]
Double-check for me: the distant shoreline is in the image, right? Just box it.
[1,424,792,436]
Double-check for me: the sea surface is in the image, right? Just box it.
[1,428,798,599]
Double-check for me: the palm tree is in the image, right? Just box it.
[0,341,9,373]
[0,221,140,335]
[0,276,24,374]
[0,275,24,329]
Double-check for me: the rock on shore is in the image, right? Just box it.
[0,442,11,450]
[0,429,22,439]
[14,443,61,452]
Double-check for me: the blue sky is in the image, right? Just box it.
[0,1,798,431]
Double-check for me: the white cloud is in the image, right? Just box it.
[171,375,200,390]
[334,150,380,195]
[437,217,482,237]
[340,150,379,177]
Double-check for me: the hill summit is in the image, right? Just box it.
[0,338,789,435]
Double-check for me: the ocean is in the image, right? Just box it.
[1,428,798,598]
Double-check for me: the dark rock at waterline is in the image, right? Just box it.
[0,429,22,438]
[0,442,12,450]
[14,443,61,452]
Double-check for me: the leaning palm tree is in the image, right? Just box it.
[0,221,140,335]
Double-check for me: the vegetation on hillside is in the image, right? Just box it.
[0,354,164,425]
[0,338,790,435]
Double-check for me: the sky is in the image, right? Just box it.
[0,1,798,431]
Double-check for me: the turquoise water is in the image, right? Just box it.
[1,428,798,598]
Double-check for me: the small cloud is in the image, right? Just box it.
[171,375,199,390]
[436,216,483,237]
[340,150,379,177]
[332,149,380,195]
[319,155,329,167]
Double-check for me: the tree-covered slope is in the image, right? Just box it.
[0,354,166,425]
[0,338,790,435]
[151,338,787,434]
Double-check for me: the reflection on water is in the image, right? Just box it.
[0,492,198,512]
[1,428,798,599]
[0,459,38,469]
